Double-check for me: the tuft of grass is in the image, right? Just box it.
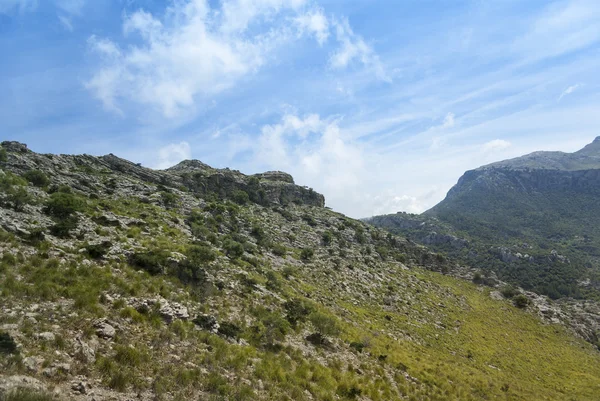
[1,388,54,401]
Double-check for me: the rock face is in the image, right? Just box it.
[0,141,325,208]
[166,161,324,207]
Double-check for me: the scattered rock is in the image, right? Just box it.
[35,332,55,342]
[93,319,116,339]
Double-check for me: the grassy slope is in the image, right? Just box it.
[0,159,600,400]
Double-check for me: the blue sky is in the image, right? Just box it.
[1,0,600,217]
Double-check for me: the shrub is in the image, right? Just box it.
[300,247,314,261]
[218,321,241,339]
[302,214,317,227]
[322,231,333,246]
[129,250,170,275]
[223,239,244,259]
[309,312,341,338]
[114,344,148,367]
[85,241,112,259]
[186,244,217,265]
[354,227,366,244]
[232,190,250,205]
[6,187,32,212]
[500,285,519,299]
[513,294,531,308]
[44,192,83,219]
[23,170,49,187]
[193,314,218,331]
[0,147,7,162]
[1,388,54,401]
[284,299,313,327]
[271,243,287,257]
[0,331,18,354]
[160,191,179,208]
[49,216,79,238]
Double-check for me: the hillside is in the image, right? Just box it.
[1,141,600,400]
[369,138,600,300]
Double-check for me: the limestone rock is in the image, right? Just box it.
[93,319,116,339]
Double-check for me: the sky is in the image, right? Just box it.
[1,0,600,218]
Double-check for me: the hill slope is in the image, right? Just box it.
[1,142,600,400]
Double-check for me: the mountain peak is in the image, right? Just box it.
[575,136,600,156]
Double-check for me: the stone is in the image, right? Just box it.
[22,356,44,372]
[76,338,96,364]
[36,332,55,342]
[93,319,116,339]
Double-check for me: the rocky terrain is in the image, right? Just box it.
[1,141,600,401]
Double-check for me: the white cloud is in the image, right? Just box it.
[294,8,329,45]
[482,139,512,153]
[86,0,330,118]
[154,141,192,169]
[442,112,455,128]
[558,83,582,101]
[329,17,389,81]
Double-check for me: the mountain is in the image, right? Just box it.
[1,141,600,400]
[368,137,600,299]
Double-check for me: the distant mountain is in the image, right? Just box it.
[368,137,600,300]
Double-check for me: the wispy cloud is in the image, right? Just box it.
[482,139,512,153]
[294,7,329,45]
[329,17,389,82]
[558,83,582,102]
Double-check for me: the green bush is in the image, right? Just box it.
[271,243,287,257]
[322,231,333,246]
[500,285,519,299]
[49,215,79,238]
[130,250,170,275]
[44,192,84,219]
[114,344,148,367]
[6,187,32,212]
[309,312,341,338]
[23,170,50,187]
[186,244,217,265]
[160,191,179,208]
[513,294,531,308]
[300,247,314,261]
[284,298,313,327]
[223,239,244,259]
[0,331,18,354]
[0,147,7,162]
[218,321,241,339]
[85,241,112,259]
[232,190,250,205]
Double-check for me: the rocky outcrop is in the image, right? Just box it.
[0,141,325,208]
